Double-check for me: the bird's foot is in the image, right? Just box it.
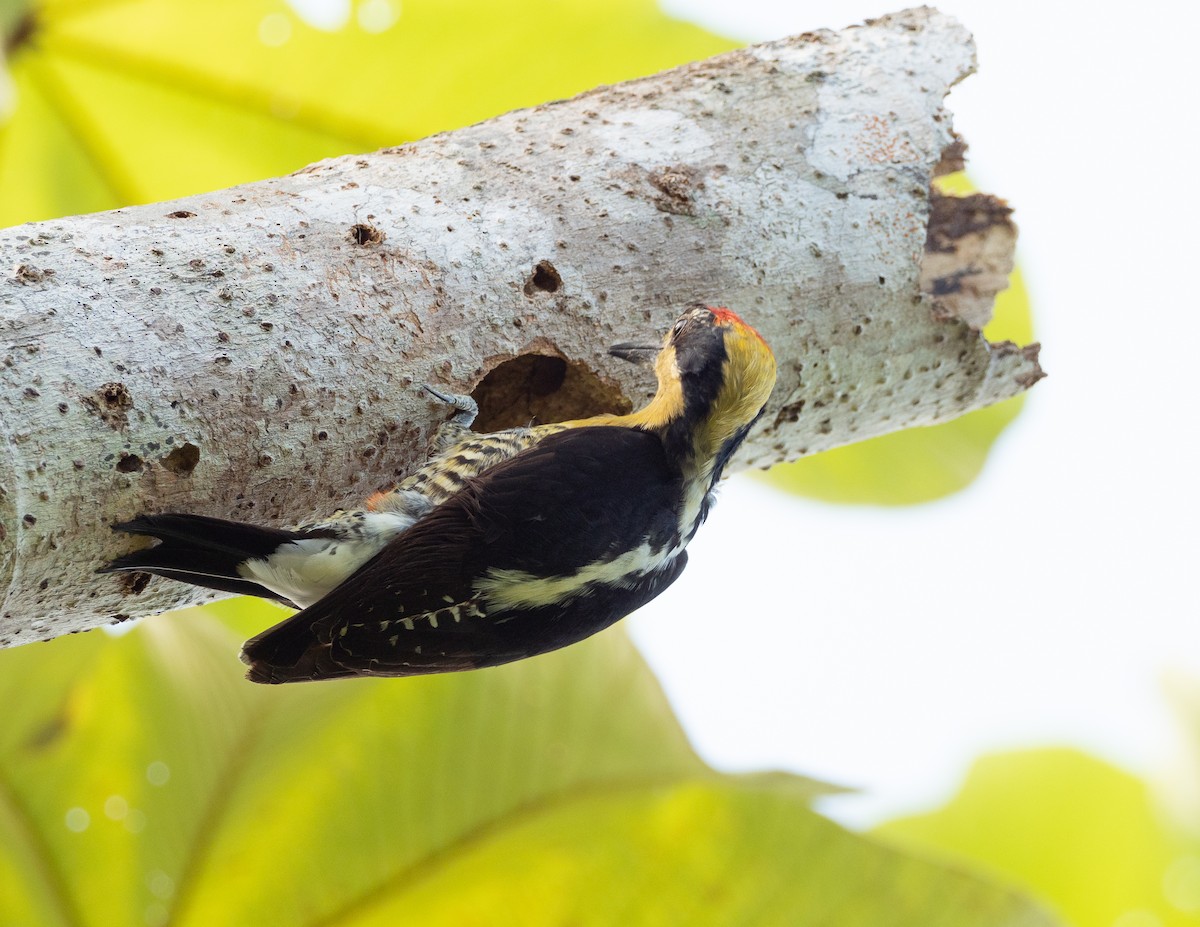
[422,384,478,428]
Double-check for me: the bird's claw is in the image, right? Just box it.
[422,384,479,428]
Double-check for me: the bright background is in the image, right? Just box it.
[629,0,1200,827]
[3,1,1199,922]
[5,0,1195,830]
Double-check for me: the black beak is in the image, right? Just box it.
[609,343,659,366]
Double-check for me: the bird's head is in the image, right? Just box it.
[613,305,777,468]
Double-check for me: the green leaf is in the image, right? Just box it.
[0,605,1059,926]
[0,0,735,227]
[875,748,1200,927]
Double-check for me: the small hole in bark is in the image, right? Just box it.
[100,382,130,407]
[471,352,632,432]
[167,210,196,219]
[161,442,200,474]
[524,261,562,295]
[116,453,143,473]
[120,572,151,595]
[349,223,385,245]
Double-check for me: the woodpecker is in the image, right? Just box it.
[100,305,776,683]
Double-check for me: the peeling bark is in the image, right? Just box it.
[922,191,1017,330]
[0,7,1043,647]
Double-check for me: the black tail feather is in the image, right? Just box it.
[105,513,299,560]
[99,513,302,606]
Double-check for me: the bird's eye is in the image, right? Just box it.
[671,319,688,339]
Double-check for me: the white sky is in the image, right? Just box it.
[631,0,1200,826]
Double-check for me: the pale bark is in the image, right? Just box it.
[0,7,1042,646]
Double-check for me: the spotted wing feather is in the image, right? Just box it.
[242,426,686,682]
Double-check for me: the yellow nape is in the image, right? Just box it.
[695,325,777,460]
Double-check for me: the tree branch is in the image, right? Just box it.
[0,6,1042,646]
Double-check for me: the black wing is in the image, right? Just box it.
[242,426,687,682]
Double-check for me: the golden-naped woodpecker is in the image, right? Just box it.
[101,305,776,683]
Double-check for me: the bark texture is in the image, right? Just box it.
[0,7,1042,646]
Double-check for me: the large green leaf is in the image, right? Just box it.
[0,0,734,227]
[875,748,1200,927]
[0,604,1058,926]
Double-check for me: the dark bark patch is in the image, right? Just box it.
[119,572,152,595]
[349,223,385,245]
[115,453,144,473]
[524,260,562,295]
[161,442,200,474]
[11,264,45,284]
[925,191,1014,254]
[648,164,702,216]
[85,382,133,428]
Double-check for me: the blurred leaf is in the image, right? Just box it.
[760,173,1035,506]
[1,0,24,48]
[0,604,1059,926]
[0,0,734,227]
[875,748,1200,927]
[1166,673,1200,839]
